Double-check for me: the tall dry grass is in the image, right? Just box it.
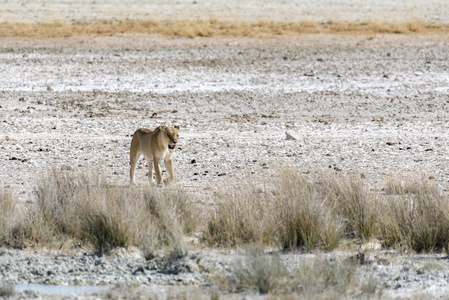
[273,171,345,251]
[0,188,36,249]
[0,19,448,39]
[319,172,378,241]
[2,167,449,254]
[205,169,378,251]
[379,176,449,252]
[33,167,198,255]
[205,185,272,247]
[0,188,17,246]
[206,169,449,253]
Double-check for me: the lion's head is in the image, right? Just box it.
[161,125,180,150]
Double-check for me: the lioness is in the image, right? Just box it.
[130,125,179,186]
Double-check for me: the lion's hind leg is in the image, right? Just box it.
[130,135,141,186]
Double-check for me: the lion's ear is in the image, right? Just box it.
[174,125,180,130]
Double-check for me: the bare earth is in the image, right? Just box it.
[0,34,449,299]
[1,35,448,202]
[2,0,449,23]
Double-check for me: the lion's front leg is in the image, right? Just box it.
[163,159,175,185]
[153,159,164,185]
[147,158,155,184]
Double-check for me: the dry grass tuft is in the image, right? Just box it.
[205,185,271,247]
[2,167,449,256]
[289,256,357,297]
[273,171,344,251]
[0,188,17,245]
[206,169,449,253]
[32,167,198,255]
[319,172,378,241]
[385,174,435,195]
[379,176,449,252]
[0,19,448,39]
[0,188,36,249]
[205,169,378,251]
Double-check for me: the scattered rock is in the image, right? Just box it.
[361,241,382,251]
[285,131,299,141]
[347,252,366,265]
[132,266,145,275]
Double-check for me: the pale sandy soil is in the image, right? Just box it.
[1,1,449,298]
[1,0,448,23]
[1,35,448,203]
[0,34,448,298]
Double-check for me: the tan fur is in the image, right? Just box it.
[130,125,179,186]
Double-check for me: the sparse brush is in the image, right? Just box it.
[379,176,449,252]
[139,187,198,259]
[205,185,271,247]
[232,248,286,294]
[319,172,378,241]
[0,188,36,249]
[78,190,137,253]
[33,167,196,255]
[0,188,16,245]
[205,170,346,251]
[273,171,344,251]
